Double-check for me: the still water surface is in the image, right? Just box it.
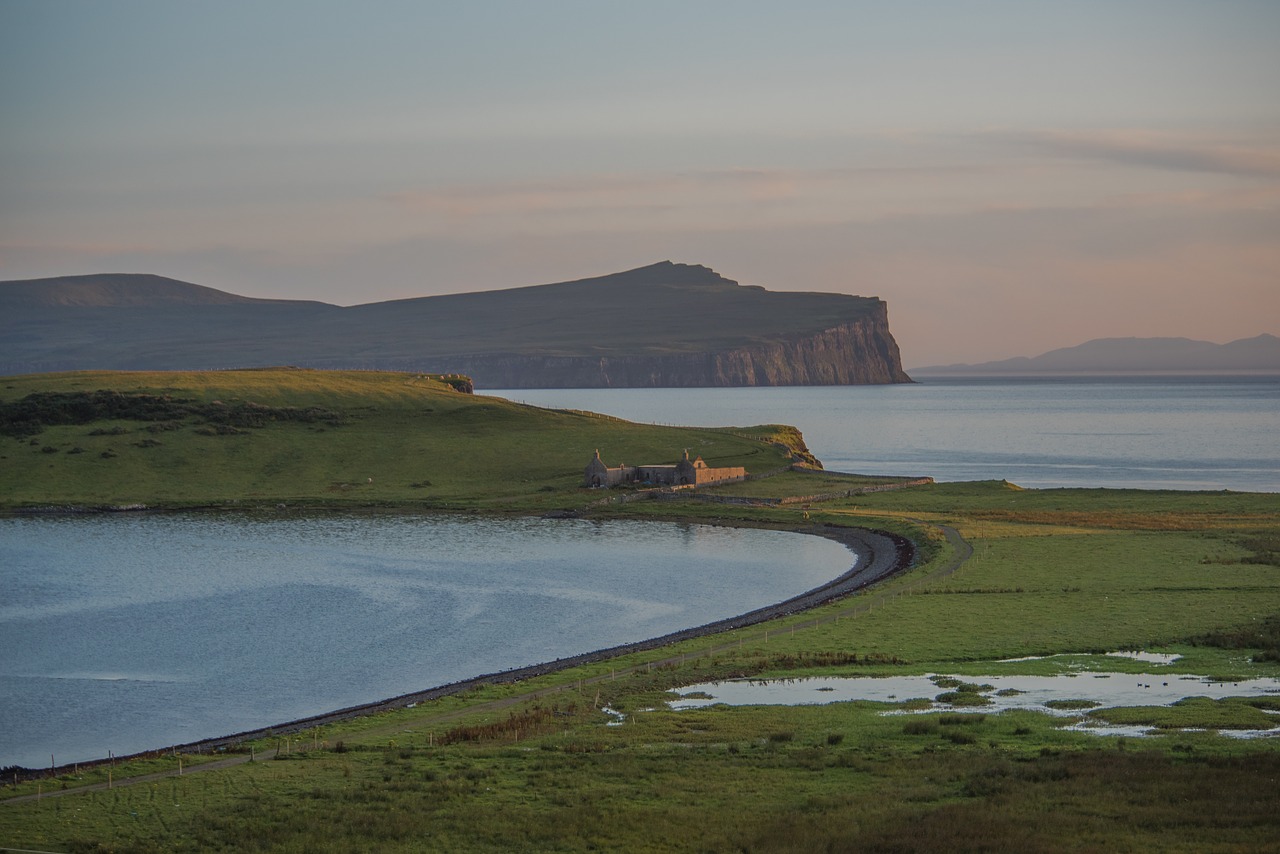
[490,377,1280,491]
[0,514,853,767]
[672,668,1280,738]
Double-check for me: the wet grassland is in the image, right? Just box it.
[2,370,1278,852]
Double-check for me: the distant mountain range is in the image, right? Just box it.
[0,262,912,387]
[912,335,1280,375]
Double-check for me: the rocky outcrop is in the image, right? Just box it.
[436,308,910,388]
[709,309,910,386]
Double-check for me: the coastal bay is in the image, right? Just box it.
[0,514,859,768]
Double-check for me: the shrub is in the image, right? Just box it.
[195,425,248,436]
[937,691,993,707]
[902,718,937,736]
[1045,699,1100,711]
[1189,614,1280,663]
[0,390,345,438]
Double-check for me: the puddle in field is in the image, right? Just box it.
[1104,651,1184,665]
[1000,650,1183,665]
[669,664,1280,738]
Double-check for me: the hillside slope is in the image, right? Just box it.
[0,263,912,387]
[0,369,802,509]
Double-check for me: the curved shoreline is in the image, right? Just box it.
[6,521,913,780]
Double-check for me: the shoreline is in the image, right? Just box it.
[4,520,913,780]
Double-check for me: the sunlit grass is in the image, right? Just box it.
[0,369,797,508]
[697,468,919,498]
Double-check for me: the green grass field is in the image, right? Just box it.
[2,370,1278,852]
[0,369,801,510]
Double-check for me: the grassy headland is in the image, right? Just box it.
[1,263,911,384]
[2,369,1278,852]
[0,368,804,511]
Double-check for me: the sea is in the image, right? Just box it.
[0,515,851,768]
[489,376,1280,493]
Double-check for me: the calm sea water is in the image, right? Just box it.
[0,514,852,768]
[490,377,1280,492]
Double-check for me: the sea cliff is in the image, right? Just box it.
[1,262,913,387]
[437,312,909,388]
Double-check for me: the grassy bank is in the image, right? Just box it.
[0,369,807,511]
[2,370,1278,852]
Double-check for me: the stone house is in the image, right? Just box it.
[584,449,746,488]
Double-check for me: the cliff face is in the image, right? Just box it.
[710,307,910,386]
[1,263,914,386]
[437,306,910,388]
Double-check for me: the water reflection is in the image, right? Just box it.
[1,513,853,768]
[671,670,1280,738]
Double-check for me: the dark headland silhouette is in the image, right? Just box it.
[911,334,1280,376]
[0,262,912,387]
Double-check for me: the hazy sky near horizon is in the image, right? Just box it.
[2,1,1277,366]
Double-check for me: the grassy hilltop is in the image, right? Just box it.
[0,368,803,510]
[2,369,1279,852]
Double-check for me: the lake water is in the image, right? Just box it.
[489,376,1280,492]
[0,513,853,768]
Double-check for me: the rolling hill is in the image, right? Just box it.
[0,368,806,509]
[911,335,1280,375]
[0,262,911,387]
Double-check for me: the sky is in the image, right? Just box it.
[2,1,1277,367]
